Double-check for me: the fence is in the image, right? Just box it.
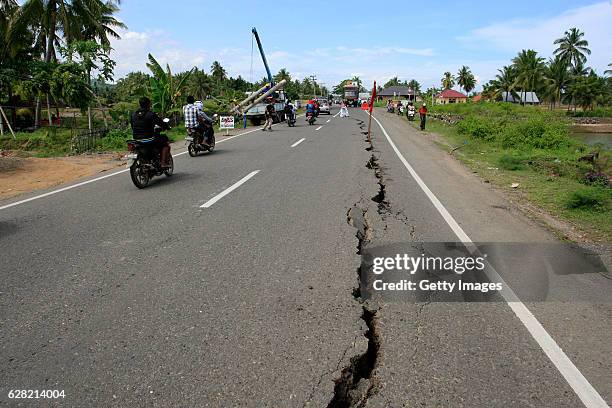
[72,128,108,154]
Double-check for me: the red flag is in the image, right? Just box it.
[369,81,377,113]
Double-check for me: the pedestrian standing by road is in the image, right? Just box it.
[262,101,275,131]
[340,102,349,118]
[419,103,428,130]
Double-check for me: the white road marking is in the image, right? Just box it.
[326,119,331,123]
[333,111,340,118]
[200,170,259,208]
[291,138,306,148]
[0,116,306,211]
[368,111,609,408]
[315,126,323,131]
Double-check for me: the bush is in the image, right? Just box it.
[95,127,131,151]
[109,101,138,123]
[500,118,573,149]
[456,115,499,141]
[565,188,609,211]
[498,154,526,170]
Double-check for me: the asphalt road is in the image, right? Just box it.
[0,107,610,407]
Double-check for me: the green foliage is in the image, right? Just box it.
[50,62,93,111]
[109,101,138,123]
[498,154,526,170]
[500,118,573,149]
[565,188,609,211]
[113,72,150,102]
[95,127,131,151]
[456,115,499,141]
[1,127,73,156]
[146,53,194,116]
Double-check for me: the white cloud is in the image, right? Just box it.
[461,2,612,73]
[109,29,435,87]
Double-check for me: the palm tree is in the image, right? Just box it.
[441,71,454,90]
[485,65,517,101]
[553,28,591,69]
[407,79,420,99]
[274,68,291,83]
[383,76,400,88]
[67,0,126,50]
[456,66,476,94]
[210,61,227,81]
[604,63,611,76]
[544,56,571,109]
[17,0,124,126]
[512,49,545,105]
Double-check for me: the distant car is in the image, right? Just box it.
[317,99,331,114]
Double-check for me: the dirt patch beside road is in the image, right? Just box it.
[0,153,124,200]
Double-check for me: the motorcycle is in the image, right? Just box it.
[126,118,173,189]
[397,104,404,116]
[306,111,316,125]
[186,116,216,157]
[407,107,416,121]
[287,112,296,127]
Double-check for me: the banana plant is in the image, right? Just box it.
[146,53,193,116]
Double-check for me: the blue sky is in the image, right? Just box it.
[110,0,612,91]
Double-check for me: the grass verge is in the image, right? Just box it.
[402,104,611,243]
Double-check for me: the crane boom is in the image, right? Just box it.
[252,27,274,86]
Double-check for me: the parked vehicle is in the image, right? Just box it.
[126,119,173,189]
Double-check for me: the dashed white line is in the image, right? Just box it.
[368,111,609,408]
[291,138,306,148]
[315,126,323,131]
[200,170,260,208]
[326,119,331,123]
[0,116,306,212]
[333,111,340,118]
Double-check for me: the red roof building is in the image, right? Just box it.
[435,89,468,104]
[472,94,482,103]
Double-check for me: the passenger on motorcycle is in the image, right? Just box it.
[184,95,213,146]
[130,97,171,168]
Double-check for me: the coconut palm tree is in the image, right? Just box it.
[210,61,227,81]
[604,63,611,76]
[407,79,421,96]
[544,56,571,109]
[485,66,517,101]
[67,0,126,50]
[274,68,291,83]
[512,49,545,105]
[456,66,476,94]
[553,28,591,69]
[441,71,454,90]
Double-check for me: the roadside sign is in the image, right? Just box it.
[220,116,235,129]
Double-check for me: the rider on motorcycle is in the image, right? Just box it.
[130,97,170,168]
[184,95,213,146]
[306,100,315,119]
[284,100,296,123]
